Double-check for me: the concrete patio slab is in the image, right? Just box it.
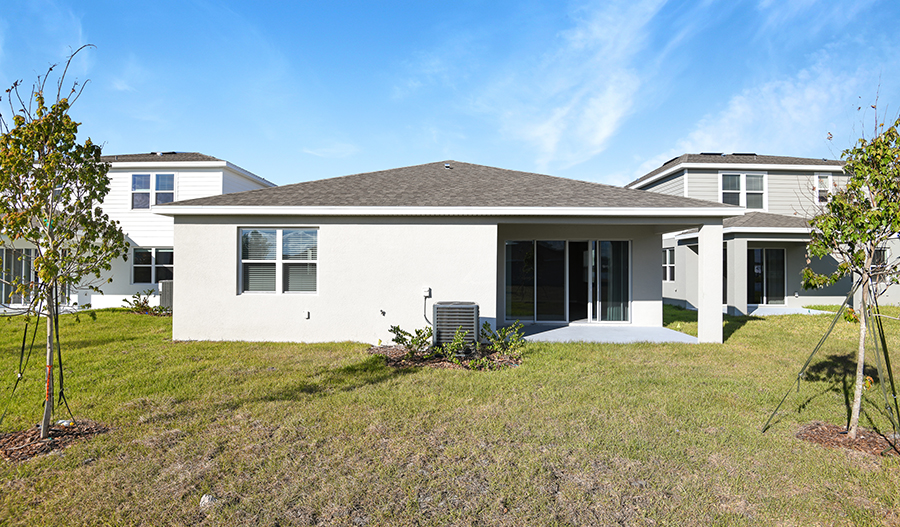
[521,324,698,344]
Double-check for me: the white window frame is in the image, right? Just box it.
[131,173,176,209]
[132,247,174,284]
[662,248,675,282]
[239,228,318,294]
[814,172,833,204]
[718,171,767,211]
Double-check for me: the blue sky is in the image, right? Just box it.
[1,0,898,186]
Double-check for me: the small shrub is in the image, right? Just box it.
[123,289,155,314]
[480,321,526,359]
[442,328,471,359]
[388,325,432,357]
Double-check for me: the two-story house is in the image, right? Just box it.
[0,152,274,309]
[625,153,891,315]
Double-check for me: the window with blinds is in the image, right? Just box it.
[240,228,317,293]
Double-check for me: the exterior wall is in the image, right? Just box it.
[223,168,268,194]
[684,170,719,202]
[644,171,685,197]
[877,238,900,306]
[172,215,499,344]
[495,224,663,327]
[176,169,225,202]
[661,237,679,303]
[767,171,815,217]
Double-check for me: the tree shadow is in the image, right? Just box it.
[261,355,417,402]
[723,315,761,341]
[800,353,881,425]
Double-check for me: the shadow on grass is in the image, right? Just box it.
[800,353,881,425]
[662,305,760,341]
[262,355,416,401]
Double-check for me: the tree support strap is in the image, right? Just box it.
[0,304,43,427]
[762,279,861,433]
[869,289,900,451]
[53,285,75,424]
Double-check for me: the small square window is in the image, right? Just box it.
[722,174,741,191]
[156,174,174,191]
[132,175,150,191]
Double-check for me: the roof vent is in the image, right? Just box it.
[699,152,723,156]
[444,163,451,169]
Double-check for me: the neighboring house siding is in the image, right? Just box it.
[685,170,719,202]
[106,169,174,247]
[224,171,267,194]
[767,172,815,216]
[644,171,685,196]
[80,163,271,309]
[176,169,225,201]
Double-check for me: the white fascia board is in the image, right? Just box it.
[725,227,810,235]
[629,162,844,189]
[153,205,745,218]
[109,161,229,170]
[674,226,810,242]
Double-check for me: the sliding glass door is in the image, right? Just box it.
[505,240,630,323]
[747,248,785,305]
[595,241,630,321]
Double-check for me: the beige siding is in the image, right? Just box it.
[644,171,685,196]
[767,171,815,216]
[685,170,719,202]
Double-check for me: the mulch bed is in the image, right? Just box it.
[368,345,521,370]
[797,421,900,457]
[0,419,110,462]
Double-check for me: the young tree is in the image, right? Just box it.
[802,114,900,439]
[0,46,128,439]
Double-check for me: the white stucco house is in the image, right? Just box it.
[0,152,274,310]
[155,161,741,344]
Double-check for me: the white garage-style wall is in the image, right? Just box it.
[172,215,499,344]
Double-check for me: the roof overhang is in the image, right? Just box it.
[673,225,811,243]
[153,205,744,218]
[627,162,844,189]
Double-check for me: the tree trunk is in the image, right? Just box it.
[39,293,54,439]
[848,279,868,440]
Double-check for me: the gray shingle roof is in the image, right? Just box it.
[160,160,735,209]
[680,212,810,237]
[101,152,222,163]
[724,211,809,229]
[627,153,844,189]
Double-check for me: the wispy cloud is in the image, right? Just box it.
[755,0,878,36]
[633,57,864,178]
[479,0,668,171]
[302,142,360,158]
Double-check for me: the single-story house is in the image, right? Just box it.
[155,161,742,343]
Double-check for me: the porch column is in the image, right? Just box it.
[726,238,748,316]
[698,222,724,343]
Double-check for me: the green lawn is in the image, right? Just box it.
[1,308,899,525]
